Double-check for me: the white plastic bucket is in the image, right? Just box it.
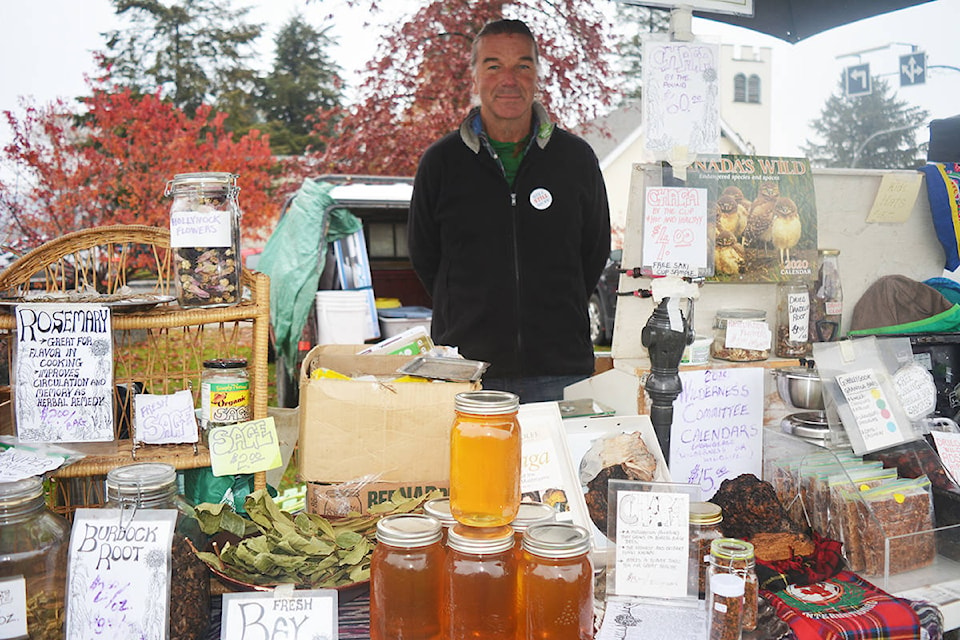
[316,290,369,345]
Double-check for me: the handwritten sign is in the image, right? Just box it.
[788,291,810,342]
[66,508,177,639]
[836,369,908,451]
[931,431,960,487]
[642,37,720,161]
[614,490,689,598]
[221,589,338,639]
[134,389,199,445]
[169,210,231,248]
[642,186,709,276]
[725,319,771,351]
[209,416,283,476]
[866,172,923,223]
[670,368,764,499]
[0,576,28,638]
[14,303,114,442]
[892,363,937,420]
[0,447,67,482]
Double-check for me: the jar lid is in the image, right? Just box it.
[522,523,592,558]
[376,513,442,547]
[0,476,43,506]
[455,390,519,414]
[423,497,456,527]
[714,308,766,329]
[447,524,515,554]
[820,249,840,255]
[689,501,723,526]
[510,502,556,533]
[203,358,248,369]
[710,537,755,561]
[106,463,177,499]
[710,573,745,598]
[165,172,238,196]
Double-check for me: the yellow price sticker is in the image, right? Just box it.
[209,416,283,477]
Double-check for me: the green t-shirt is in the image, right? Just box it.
[489,136,529,187]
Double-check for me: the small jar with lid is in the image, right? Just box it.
[200,357,250,434]
[707,572,745,640]
[449,391,521,528]
[0,477,70,640]
[423,497,457,544]
[104,463,210,640]
[689,502,723,599]
[445,524,517,639]
[708,538,758,633]
[370,513,444,640]
[165,171,243,308]
[776,281,812,358]
[520,523,594,640]
[711,308,770,362]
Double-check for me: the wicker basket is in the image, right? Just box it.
[0,225,270,517]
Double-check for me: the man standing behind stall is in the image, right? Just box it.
[408,18,611,403]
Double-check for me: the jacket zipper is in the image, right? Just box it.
[510,190,522,372]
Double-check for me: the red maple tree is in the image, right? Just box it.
[306,0,617,177]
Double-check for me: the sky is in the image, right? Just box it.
[0,0,958,158]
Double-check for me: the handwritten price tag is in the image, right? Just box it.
[209,416,282,476]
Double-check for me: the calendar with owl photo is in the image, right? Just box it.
[685,155,818,283]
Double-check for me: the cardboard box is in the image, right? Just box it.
[298,344,477,483]
[306,480,449,517]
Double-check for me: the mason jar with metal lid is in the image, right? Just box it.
[520,523,594,639]
[0,477,70,640]
[104,462,209,640]
[449,390,521,528]
[445,524,517,639]
[711,308,770,362]
[709,538,758,633]
[370,513,444,640]
[423,497,457,544]
[689,501,723,598]
[165,171,242,308]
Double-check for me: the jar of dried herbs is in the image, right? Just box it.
[0,477,70,640]
[165,172,243,308]
[105,463,210,640]
[708,538,758,633]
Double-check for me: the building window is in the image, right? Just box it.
[734,73,746,102]
[747,74,761,103]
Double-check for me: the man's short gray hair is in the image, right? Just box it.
[470,19,539,70]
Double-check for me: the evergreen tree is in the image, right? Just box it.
[801,75,929,169]
[101,0,263,118]
[257,15,344,156]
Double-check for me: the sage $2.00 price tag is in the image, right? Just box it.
[209,416,283,476]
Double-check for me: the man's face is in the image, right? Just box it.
[472,33,538,130]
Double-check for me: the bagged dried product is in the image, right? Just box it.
[829,467,899,572]
[858,476,936,576]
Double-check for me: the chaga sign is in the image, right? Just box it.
[65,508,177,639]
[14,303,114,442]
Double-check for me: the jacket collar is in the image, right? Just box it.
[459,102,555,154]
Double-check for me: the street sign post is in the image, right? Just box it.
[845,63,871,96]
[899,52,926,86]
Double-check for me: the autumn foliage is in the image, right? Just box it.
[2,89,277,248]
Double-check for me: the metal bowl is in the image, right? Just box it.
[773,366,824,410]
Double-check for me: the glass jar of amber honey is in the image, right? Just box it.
[445,524,517,639]
[370,514,444,640]
[449,391,521,528]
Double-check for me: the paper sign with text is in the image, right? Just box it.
[642,38,721,162]
[209,416,282,476]
[614,490,690,598]
[221,589,338,639]
[0,447,67,482]
[642,186,709,277]
[65,508,177,639]
[836,369,908,451]
[134,389,199,445]
[866,172,923,223]
[0,576,28,638]
[169,210,231,248]
[932,431,960,486]
[670,368,764,499]
[725,319,772,351]
[14,303,114,442]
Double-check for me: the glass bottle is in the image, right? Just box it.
[810,249,843,342]
[200,357,251,433]
[520,523,594,640]
[689,501,723,599]
[708,538,758,633]
[370,513,444,640]
[449,391,521,528]
[776,281,812,357]
[165,172,243,308]
[445,524,517,640]
[0,477,70,640]
[104,462,210,640]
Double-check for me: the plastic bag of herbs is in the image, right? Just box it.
[192,487,441,589]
